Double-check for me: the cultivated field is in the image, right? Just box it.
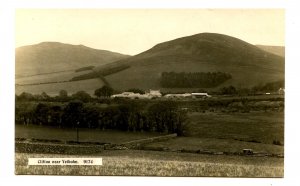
[15,70,92,85]
[15,78,105,96]
[15,150,283,177]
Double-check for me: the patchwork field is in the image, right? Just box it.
[15,70,93,85]
[15,78,105,96]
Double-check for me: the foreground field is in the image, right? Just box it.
[15,125,160,144]
[15,150,283,177]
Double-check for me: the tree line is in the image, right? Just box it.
[160,71,232,88]
[15,100,187,136]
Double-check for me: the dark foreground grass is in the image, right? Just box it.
[15,150,283,177]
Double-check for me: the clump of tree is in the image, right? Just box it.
[125,88,145,94]
[160,71,232,88]
[94,85,114,98]
[251,80,284,93]
[71,91,92,102]
[219,85,238,95]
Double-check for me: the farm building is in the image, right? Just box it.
[148,89,162,97]
[111,90,162,99]
[111,92,140,99]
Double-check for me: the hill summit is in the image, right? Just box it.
[16,42,130,77]
[100,33,284,90]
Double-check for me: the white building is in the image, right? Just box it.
[111,90,162,99]
[148,89,162,97]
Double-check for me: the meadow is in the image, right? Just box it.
[15,150,283,177]
[16,111,284,155]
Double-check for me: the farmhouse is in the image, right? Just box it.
[147,89,162,97]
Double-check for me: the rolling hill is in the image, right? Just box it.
[256,45,285,57]
[15,42,130,96]
[15,33,285,95]
[96,33,284,91]
[16,42,130,77]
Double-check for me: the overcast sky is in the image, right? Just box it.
[15,9,284,55]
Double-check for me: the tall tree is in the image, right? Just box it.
[71,91,91,102]
[62,100,84,128]
[94,85,114,98]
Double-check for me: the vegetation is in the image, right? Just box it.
[252,80,284,93]
[160,71,232,88]
[94,85,114,98]
[71,91,92,102]
[125,88,145,94]
[15,100,187,135]
[15,151,283,177]
[70,65,130,81]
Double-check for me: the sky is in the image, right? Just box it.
[16,9,285,55]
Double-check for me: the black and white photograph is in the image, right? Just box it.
[14,9,285,177]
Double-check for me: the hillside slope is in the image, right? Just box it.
[256,45,285,57]
[16,42,130,77]
[99,33,284,91]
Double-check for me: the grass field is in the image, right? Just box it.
[15,125,161,144]
[142,111,284,155]
[15,78,105,96]
[186,111,284,144]
[15,150,283,177]
[16,111,284,154]
[143,137,284,155]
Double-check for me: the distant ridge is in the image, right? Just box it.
[15,33,285,95]
[256,45,285,57]
[16,42,130,77]
[95,32,284,90]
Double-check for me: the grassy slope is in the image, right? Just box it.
[15,70,93,85]
[15,42,129,95]
[256,45,285,57]
[16,42,130,77]
[15,78,105,96]
[102,33,284,91]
